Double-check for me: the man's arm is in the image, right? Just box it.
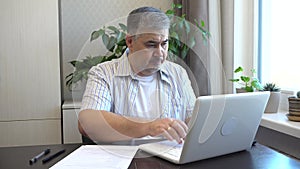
[78,109,188,143]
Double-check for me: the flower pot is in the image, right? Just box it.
[264,91,280,113]
[287,97,300,122]
[236,88,247,93]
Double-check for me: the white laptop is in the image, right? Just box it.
[139,92,270,164]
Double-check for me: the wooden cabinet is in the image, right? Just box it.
[0,0,61,147]
[0,120,61,146]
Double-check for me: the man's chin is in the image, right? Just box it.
[139,68,159,76]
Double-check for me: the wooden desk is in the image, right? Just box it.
[0,143,299,169]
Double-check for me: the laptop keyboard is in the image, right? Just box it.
[165,147,182,157]
[153,140,184,158]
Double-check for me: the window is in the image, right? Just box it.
[259,0,300,91]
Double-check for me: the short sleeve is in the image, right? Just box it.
[80,66,112,112]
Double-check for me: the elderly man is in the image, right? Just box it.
[78,6,196,144]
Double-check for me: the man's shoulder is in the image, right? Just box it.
[89,56,125,75]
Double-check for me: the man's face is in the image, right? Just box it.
[126,29,169,76]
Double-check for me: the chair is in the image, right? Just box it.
[81,135,96,145]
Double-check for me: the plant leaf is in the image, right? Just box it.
[229,79,239,82]
[69,60,79,67]
[241,76,250,83]
[117,38,126,46]
[90,29,104,42]
[90,31,100,42]
[65,73,73,79]
[170,31,179,40]
[188,36,196,48]
[107,36,117,52]
[201,20,205,27]
[245,86,254,92]
[251,69,257,74]
[119,23,127,31]
[234,66,243,73]
[175,4,182,8]
[107,26,118,32]
[181,45,189,59]
[183,20,190,34]
[166,10,175,15]
[171,3,176,9]
[102,34,109,48]
[252,81,263,90]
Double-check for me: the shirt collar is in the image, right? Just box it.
[115,51,132,77]
[115,50,171,84]
[158,62,171,84]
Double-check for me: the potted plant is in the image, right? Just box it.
[65,23,128,90]
[65,4,210,90]
[229,66,263,93]
[263,83,281,113]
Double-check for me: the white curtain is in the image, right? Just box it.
[207,0,234,94]
[209,0,259,94]
[177,0,258,95]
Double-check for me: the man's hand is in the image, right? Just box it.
[147,118,188,143]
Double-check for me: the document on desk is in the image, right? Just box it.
[50,145,139,169]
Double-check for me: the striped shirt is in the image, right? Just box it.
[81,53,196,121]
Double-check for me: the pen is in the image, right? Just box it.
[42,149,66,164]
[29,148,50,165]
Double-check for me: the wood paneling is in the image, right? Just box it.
[0,0,61,146]
[0,119,61,147]
[0,0,60,120]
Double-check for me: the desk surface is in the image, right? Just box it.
[0,143,299,169]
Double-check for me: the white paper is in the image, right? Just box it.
[50,145,139,169]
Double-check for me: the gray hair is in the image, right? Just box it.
[127,7,170,35]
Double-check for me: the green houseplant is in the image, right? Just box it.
[229,66,263,92]
[65,23,128,89]
[263,83,281,113]
[263,83,280,92]
[65,4,210,89]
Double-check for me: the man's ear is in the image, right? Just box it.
[125,35,133,49]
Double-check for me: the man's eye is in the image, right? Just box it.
[145,43,156,48]
[161,42,168,49]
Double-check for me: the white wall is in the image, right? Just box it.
[60,0,173,101]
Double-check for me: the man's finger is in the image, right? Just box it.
[162,128,173,141]
[175,120,189,133]
[170,121,187,139]
[166,126,181,143]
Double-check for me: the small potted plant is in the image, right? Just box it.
[229,66,263,93]
[263,83,281,113]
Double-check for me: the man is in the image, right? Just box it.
[78,7,196,144]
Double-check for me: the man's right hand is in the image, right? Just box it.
[147,118,188,143]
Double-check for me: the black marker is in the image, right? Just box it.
[42,149,66,164]
[29,148,50,165]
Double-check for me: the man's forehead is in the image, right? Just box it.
[134,28,168,36]
[141,33,168,39]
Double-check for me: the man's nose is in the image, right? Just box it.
[153,45,164,57]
